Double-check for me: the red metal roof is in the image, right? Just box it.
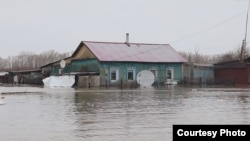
[83,41,187,63]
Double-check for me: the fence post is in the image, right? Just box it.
[121,77,123,90]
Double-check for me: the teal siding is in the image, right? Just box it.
[99,62,183,85]
[51,66,60,75]
[71,59,100,72]
[51,59,101,75]
[49,59,183,86]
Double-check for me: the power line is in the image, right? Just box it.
[117,10,249,60]
[170,10,249,45]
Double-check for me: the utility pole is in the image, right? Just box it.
[240,0,250,62]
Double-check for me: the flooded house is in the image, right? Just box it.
[41,37,187,87]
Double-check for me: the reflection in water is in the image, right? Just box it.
[73,90,177,140]
[0,86,250,141]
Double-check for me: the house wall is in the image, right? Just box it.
[48,59,183,87]
[49,44,98,76]
[99,62,183,86]
[51,66,61,75]
[214,68,248,84]
[50,59,100,75]
[77,76,100,87]
[41,66,52,77]
[183,65,214,84]
[71,59,100,72]
[0,75,13,83]
[7,71,43,85]
[20,72,43,84]
[73,45,96,59]
[247,66,250,83]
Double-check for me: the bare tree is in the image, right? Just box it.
[0,50,70,71]
[178,45,248,64]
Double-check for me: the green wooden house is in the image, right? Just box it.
[41,40,187,87]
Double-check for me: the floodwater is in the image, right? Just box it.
[1,85,250,141]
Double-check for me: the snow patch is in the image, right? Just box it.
[42,75,75,87]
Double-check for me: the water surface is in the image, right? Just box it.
[1,86,250,141]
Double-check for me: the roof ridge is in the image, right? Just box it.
[82,40,169,45]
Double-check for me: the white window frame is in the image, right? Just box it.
[127,67,135,81]
[110,67,119,82]
[166,68,174,80]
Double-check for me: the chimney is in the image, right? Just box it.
[125,33,130,46]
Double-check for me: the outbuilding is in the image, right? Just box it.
[183,63,214,84]
[214,60,250,85]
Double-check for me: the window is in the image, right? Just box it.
[166,69,174,79]
[127,68,135,80]
[111,70,117,80]
[110,67,119,81]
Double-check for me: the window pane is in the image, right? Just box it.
[128,70,134,80]
[111,70,116,80]
[167,70,172,79]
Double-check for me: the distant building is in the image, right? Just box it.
[0,72,12,84]
[10,69,43,85]
[214,60,250,85]
[0,69,43,85]
[183,63,214,84]
[41,40,187,87]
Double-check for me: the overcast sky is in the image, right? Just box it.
[1,0,250,58]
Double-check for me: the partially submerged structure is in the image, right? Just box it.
[10,69,43,85]
[183,63,214,84]
[41,39,187,87]
[0,72,12,84]
[0,69,43,85]
[214,59,250,85]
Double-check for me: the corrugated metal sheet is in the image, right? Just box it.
[83,41,187,63]
[183,63,214,84]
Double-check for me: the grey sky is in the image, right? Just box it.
[0,0,250,58]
